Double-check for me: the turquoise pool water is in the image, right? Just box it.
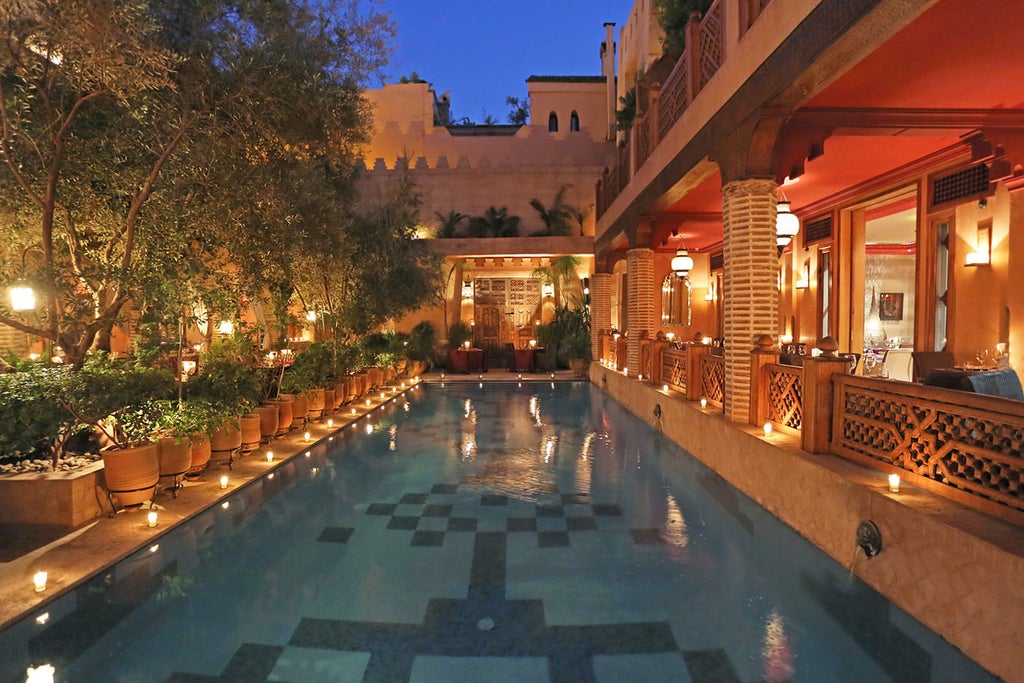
[1,381,994,682]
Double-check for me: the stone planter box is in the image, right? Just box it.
[0,461,104,529]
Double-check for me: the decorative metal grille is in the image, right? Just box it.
[662,348,687,391]
[931,164,990,207]
[698,1,725,89]
[702,355,726,407]
[766,364,803,430]
[833,376,1024,515]
[710,253,724,271]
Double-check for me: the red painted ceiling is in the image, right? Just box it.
[646,0,1023,254]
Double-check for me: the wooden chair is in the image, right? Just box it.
[884,349,914,381]
[912,351,954,382]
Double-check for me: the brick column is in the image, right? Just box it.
[591,272,613,361]
[626,248,655,376]
[721,178,779,422]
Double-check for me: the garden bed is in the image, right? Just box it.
[0,460,104,529]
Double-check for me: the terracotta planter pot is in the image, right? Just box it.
[210,417,242,465]
[352,373,368,399]
[307,388,325,421]
[290,392,308,429]
[189,433,211,473]
[397,359,408,375]
[367,367,383,390]
[569,358,589,378]
[157,436,193,496]
[334,380,348,407]
[408,360,427,378]
[239,413,262,453]
[384,366,395,383]
[273,396,294,436]
[323,388,336,414]
[256,404,279,442]
[101,441,159,512]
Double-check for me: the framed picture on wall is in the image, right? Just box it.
[879,292,903,321]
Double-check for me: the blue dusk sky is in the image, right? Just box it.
[376,0,630,124]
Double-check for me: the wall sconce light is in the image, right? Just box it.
[217,320,234,335]
[794,277,809,290]
[966,222,992,266]
[10,285,36,311]
[462,281,474,298]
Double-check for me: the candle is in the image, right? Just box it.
[304,431,311,442]
[327,419,334,428]
[266,451,274,463]
[700,398,707,409]
[763,422,773,438]
[220,475,228,489]
[888,473,901,493]
[33,571,47,592]
[147,511,158,528]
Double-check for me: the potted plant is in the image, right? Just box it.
[406,320,436,376]
[185,338,263,464]
[63,356,175,513]
[153,399,219,492]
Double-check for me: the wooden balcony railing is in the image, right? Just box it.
[832,374,1024,524]
[606,333,1024,525]
[597,0,778,218]
[701,354,726,409]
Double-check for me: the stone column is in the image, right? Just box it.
[721,178,779,422]
[626,248,655,376]
[591,272,613,361]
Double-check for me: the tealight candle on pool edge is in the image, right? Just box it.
[147,511,158,528]
[888,473,901,493]
[33,570,47,592]
[763,422,772,438]
[266,451,274,463]
[220,475,228,489]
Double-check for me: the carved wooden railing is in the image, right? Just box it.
[832,374,1024,523]
[701,354,726,408]
[764,363,803,432]
[599,0,738,217]
[662,347,688,392]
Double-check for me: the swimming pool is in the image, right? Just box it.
[1,381,994,682]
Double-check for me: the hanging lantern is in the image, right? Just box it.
[541,282,554,298]
[671,249,693,278]
[776,200,800,249]
[462,281,473,298]
[10,285,35,311]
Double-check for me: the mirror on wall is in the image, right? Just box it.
[660,274,691,327]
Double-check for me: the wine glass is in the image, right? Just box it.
[864,355,877,375]
[976,348,990,367]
